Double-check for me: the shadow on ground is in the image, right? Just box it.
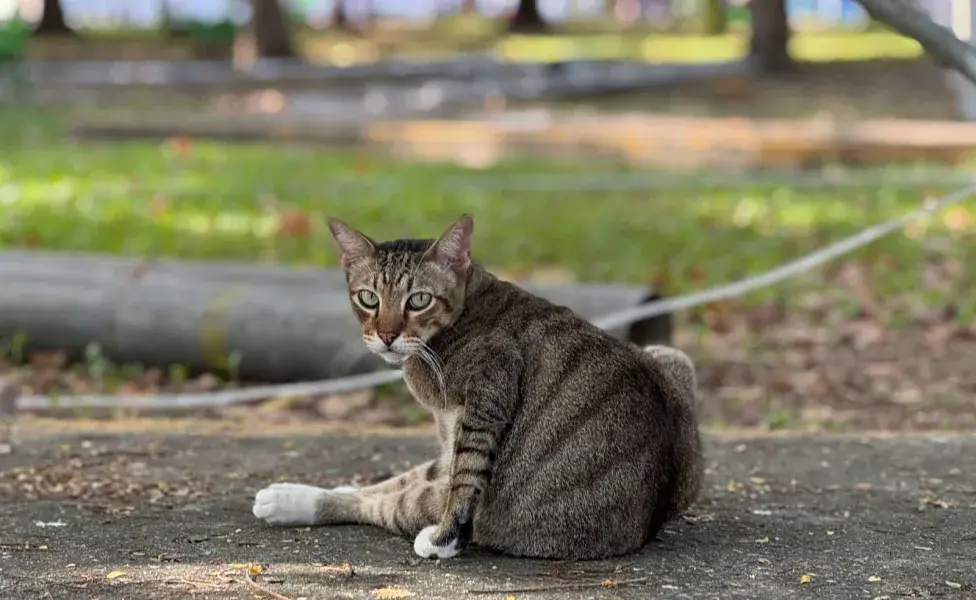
[0,422,974,599]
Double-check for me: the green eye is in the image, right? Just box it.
[357,290,379,308]
[407,292,433,310]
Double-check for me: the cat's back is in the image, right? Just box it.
[481,278,670,400]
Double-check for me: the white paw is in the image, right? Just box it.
[413,525,460,559]
[252,482,325,526]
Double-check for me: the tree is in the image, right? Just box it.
[856,0,976,85]
[35,0,76,36]
[459,0,478,14]
[250,0,295,58]
[332,0,349,29]
[747,0,791,72]
[508,0,548,33]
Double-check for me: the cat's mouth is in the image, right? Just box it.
[376,349,410,365]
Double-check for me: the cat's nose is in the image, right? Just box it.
[377,332,398,346]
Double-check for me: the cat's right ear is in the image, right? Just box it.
[327,218,375,268]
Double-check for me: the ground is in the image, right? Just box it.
[0,420,973,600]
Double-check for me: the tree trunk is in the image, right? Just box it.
[0,252,671,386]
[748,0,792,72]
[508,0,548,33]
[251,0,296,58]
[35,0,76,36]
[332,0,351,29]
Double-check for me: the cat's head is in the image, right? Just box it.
[327,215,474,365]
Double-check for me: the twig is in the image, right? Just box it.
[244,571,291,600]
[467,577,650,594]
[163,578,221,590]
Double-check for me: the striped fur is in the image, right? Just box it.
[253,215,704,560]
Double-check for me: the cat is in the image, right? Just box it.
[253,214,703,560]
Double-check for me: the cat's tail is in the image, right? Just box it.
[642,344,698,407]
[642,344,703,518]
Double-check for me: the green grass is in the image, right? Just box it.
[492,30,922,63]
[0,109,973,313]
[299,29,922,65]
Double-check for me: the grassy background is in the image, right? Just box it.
[1,108,972,317]
[1,102,974,430]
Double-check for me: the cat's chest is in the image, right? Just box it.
[403,355,456,409]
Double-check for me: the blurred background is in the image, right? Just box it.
[0,0,974,435]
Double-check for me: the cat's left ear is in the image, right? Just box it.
[426,214,473,272]
[327,218,376,268]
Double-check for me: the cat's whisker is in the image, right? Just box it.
[414,342,447,406]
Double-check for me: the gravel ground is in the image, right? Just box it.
[0,420,974,599]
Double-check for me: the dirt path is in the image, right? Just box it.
[0,422,974,599]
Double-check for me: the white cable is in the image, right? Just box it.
[15,182,976,412]
[593,182,976,330]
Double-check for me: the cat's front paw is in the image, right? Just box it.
[253,482,326,526]
[413,525,462,559]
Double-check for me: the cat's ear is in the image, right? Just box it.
[327,218,375,268]
[427,214,473,272]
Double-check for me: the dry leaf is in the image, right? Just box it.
[868,576,881,582]
[106,570,127,580]
[249,564,263,576]
[277,210,312,239]
[799,573,812,584]
[371,587,415,599]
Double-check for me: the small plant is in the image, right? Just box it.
[0,332,30,364]
[168,363,190,385]
[227,350,243,383]
[84,342,113,382]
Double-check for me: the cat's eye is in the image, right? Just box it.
[357,290,380,309]
[407,292,433,311]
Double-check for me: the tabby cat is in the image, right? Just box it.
[253,215,703,560]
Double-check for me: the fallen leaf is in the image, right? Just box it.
[750,477,766,485]
[946,581,962,589]
[603,578,617,587]
[106,570,127,580]
[370,588,415,599]
[277,210,312,239]
[799,573,812,584]
[167,135,194,158]
[868,575,881,582]
[249,564,263,576]
[756,536,770,543]
[826,530,835,536]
